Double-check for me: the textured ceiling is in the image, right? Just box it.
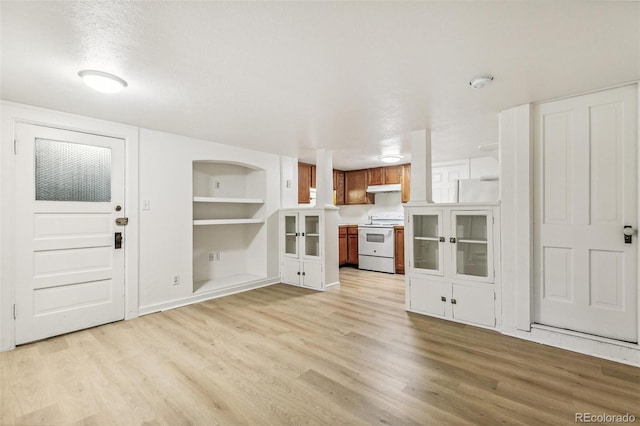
[2,1,639,170]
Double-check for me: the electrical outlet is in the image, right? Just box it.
[172,275,180,285]
[215,251,221,261]
[286,179,291,188]
[209,252,215,261]
[215,181,221,189]
[142,200,151,210]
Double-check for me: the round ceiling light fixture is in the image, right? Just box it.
[378,154,403,164]
[469,74,494,89]
[78,70,128,94]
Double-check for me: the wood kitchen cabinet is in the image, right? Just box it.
[345,170,374,205]
[334,169,345,205]
[339,226,348,265]
[385,165,402,184]
[394,226,405,274]
[347,226,359,265]
[401,163,411,203]
[298,162,313,204]
[367,167,384,185]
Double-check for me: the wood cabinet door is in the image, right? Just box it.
[345,170,373,204]
[394,227,405,274]
[298,163,312,204]
[347,233,359,264]
[384,165,402,184]
[367,167,384,185]
[335,170,345,205]
[339,233,347,265]
[401,163,411,203]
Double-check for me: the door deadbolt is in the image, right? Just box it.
[115,205,122,212]
[114,232,123,249]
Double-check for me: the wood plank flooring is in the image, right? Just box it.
[1,267,639,425]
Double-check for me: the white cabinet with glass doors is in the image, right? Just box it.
[405,204,500,328]
[281,209,339,291]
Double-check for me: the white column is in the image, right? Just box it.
[315,148,334,208]
[409,129,433,204]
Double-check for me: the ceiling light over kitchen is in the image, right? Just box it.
[378,154,403,163]
[469,74,494,89]
[78,70,128,94]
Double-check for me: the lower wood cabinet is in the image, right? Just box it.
[339,227,348,265]
[347,226,359,265]
[394,226,404,274]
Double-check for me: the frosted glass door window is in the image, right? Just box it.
[413,214,442,273]
[304,215,320,257]
[284,215,298,256]
[35,139,111,202]
[454,214,488,278]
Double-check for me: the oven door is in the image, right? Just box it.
[358,227,394,258]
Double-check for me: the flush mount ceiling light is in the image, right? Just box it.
[78,70,128,94]
[378,154,403,163]
[469,74,494,89]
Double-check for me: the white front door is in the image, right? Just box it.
[14,124,126,345]
[533,85,638,342]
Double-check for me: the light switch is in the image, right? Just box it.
[143,200,151,210]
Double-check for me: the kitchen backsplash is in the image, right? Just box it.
[338,192,403,224]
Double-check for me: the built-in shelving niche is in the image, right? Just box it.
[192,161,267,294]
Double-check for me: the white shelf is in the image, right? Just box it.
[193,218,265,226]
[414,236,440,241]
[193,196,264,204]
[194,273,267,293]
[458,239,488,244]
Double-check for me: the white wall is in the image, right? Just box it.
[138,129,282,313]
[338,192,403,224]
[470,157,499,178]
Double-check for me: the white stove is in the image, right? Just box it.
[358,212,404,273]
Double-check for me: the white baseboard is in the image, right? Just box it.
[138,276,280,316]
[325,280,340,290]
[502,325,640,367]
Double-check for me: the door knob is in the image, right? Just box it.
[624,226,635,244]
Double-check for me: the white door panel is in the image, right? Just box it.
[534,85,638,342]
[15,124,126,345]
[302,262,322,290]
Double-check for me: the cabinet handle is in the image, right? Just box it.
[297,271,300,275]
[302,272,306,276]
[451,299,457,304]
[440,296,446,302]
[295,232,300,237]
[439,237,445,243]
[450,237,456,243]
[301,232,305,237]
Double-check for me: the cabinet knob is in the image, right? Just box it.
[441,296,446,302]
[451,299,457,305]
[302,272,306,276]
[450,237,456,243]
[297,271,300,275]
[439,237,445,243]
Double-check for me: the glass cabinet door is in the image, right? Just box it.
[451,211,493,281]
[411,211,444,276]
[284,214,298,257]
[303,214,320,258]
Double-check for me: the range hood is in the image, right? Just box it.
[366,183,401,193]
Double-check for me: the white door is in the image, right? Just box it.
[409,210,445,276]
[301,262,322,290]
[450,210,494,283]
[14,124,126,345]
[533,85,638,342]
[432,162,468,203]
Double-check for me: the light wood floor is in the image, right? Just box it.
[1,268,639,425]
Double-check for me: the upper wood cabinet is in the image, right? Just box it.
[345,169,374,205]
[384,165,402,184]
[401,163,411,203]
[298,162,313,204]
[367,167,384,185]
[334,169,345,205]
